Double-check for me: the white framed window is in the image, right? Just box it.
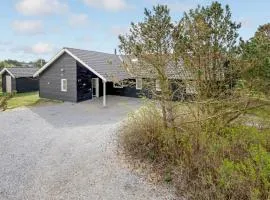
[113,82,123,88]
[186,81,197,94]
[61,79,67,92]
[136,78,142,90]
[131,58,138,62]
[156,80,161,91]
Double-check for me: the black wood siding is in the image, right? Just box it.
[106,79,141,98]
[16,78,39,93]
[106,78,187,101]
[39,53,77,102]
[77,62,100,102]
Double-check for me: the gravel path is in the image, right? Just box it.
[0,96,175,200]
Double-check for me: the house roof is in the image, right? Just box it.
[66,48,131,81]
[0,67,38,78]
[121,56,194,80]
[33,47,194,81]
[33,47,131,82]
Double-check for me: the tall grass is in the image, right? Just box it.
[119,102,270,200]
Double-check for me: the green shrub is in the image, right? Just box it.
[119,102,164,161]
[119,105,270,200]
[0,92,15,111]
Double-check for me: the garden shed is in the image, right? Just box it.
[0,67,39,93]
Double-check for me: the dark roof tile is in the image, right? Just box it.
[6,67,38,78]
[65,48,131,81]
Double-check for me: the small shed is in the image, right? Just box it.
[0,67,39,93]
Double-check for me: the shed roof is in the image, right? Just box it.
[0,67,38,78]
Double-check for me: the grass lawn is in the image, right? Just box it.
[5,92,62,110]
[245,97,270,120]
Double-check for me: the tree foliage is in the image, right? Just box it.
[34,59,46,68]
[0,60,20,70]
[119,2,270,200]
[174,2,241,93]
[241,23,270,95]
[119,5,176,128]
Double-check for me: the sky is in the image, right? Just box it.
[0,0,269,62]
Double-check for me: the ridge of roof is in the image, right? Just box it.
[0,67,38,78]
[8,67,38,69]
[64,47,118,56]
[34,47,130,81]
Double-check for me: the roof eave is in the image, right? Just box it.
[33,48,107,82]
[0,68,16,78]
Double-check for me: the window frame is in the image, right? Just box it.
[113,81,124,88]
[61,79,67,92]
[156,79,161,92]
[136,78,142,90]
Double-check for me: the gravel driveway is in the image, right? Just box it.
[0,96,174,200]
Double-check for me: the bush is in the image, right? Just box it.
[0,92,15,111]
[119,104,270,200]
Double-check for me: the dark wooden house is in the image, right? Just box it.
[33,47,194,106]
[1,67,39,93]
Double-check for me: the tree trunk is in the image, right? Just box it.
[161,99,168,128]
[166,102,175,128]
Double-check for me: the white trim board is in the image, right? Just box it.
[0,68,15,78]
[33,48,107,82]
[33,49,65,78]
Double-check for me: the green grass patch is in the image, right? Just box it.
[247,105,270,119]
[5,92,62,110]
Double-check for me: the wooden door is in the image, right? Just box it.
[92,78,99,98]
[6,75,12,93]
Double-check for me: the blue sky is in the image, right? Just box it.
[0,0,269,61]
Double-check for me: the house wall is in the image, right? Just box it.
[1,72,16,93]
[16,77,39,93]
[106,78,187,101]
[77,62,103,102]
[39,53,77,102]
[37,52,190,103]
[1,74,6,92]
[106,79,141,98]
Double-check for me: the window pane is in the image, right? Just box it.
[61,79,67,92]
[156,80,161,91]
[113,82,123,88]
[136,78,142,89]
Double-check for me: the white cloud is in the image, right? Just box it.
[12,20,44,35]
[69,14,89,27]
[30,43,54,54]
[83,0,129,11]
[16,0,68,16]
[13,43,55,55]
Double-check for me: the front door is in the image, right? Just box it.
[92,78,99,98]
[6,75,12,93]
